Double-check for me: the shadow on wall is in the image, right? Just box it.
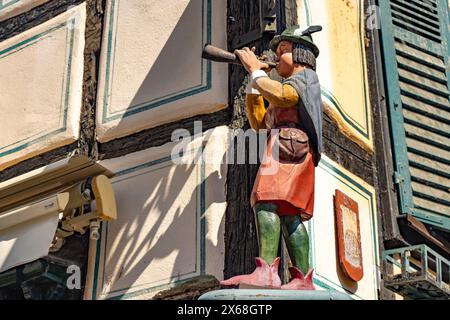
[95,0,224,299]
[99,157,226,299]
[107,0,207,121]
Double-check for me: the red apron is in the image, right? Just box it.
[250,106,315,221]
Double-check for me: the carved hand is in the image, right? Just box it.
[234,47,269,74]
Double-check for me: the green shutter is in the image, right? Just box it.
[379,0,450,230]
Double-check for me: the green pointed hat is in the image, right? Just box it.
[269,25,322,58]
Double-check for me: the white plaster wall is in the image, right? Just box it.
[0,3,85,170]
[90,126,229,300]
[311,155,380,300]
[0,0,49,22]
[96,0,228,142]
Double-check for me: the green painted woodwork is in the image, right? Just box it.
[379,0,450,230]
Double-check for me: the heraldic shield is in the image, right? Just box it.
[334,190,364,282]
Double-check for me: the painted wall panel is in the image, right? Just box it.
[96,0,228,142]
[311,155,379,300]
[0,3,85,170]
[297,0,373,152]
[0,0,49,22]
[90,126,229,300]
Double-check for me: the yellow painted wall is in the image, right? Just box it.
[297,0,374,152]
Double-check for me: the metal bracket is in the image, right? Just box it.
[393,171,403,185]
[393,167,412,214]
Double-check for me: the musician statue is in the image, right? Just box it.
[221,26,324,290]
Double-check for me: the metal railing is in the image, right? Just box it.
[383,245,450,299]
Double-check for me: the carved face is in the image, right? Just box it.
[275,41,295,78]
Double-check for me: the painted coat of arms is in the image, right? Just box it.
[334,190,364,282]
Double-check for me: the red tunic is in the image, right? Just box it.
[250,105,315,221]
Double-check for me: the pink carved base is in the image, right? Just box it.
[281,267,315,290]
[220,257,281,288]
[220,257,315,290]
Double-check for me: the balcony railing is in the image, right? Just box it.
[383,245,450,300]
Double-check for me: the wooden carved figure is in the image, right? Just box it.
[221,26,324,290]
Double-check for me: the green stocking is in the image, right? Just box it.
[254,203,281,265]
[280,215,310,274]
